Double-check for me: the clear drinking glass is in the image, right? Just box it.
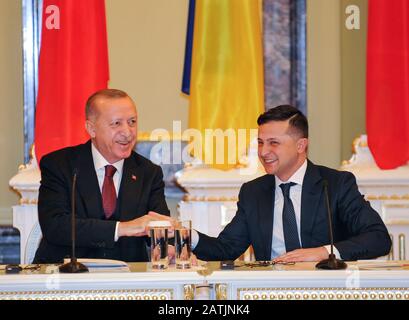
[148,221,171,269]
[175,220,192,269]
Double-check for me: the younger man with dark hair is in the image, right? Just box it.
[192,105,391,262]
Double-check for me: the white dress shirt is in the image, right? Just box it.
[271,160,307,258]
[91,143,124,241]
[192,159,340,259]
[271,160,339,259]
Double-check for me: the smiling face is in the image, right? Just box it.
[257,120,308,181]
[85,96,137,163]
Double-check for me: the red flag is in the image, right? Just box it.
[366,0,409,169]
[35,0,109,162]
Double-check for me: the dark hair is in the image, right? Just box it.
[257,105,308,138]
[85,88,131,119]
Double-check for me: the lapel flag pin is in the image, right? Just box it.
[131,175,137,181]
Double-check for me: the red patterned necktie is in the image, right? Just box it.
[102,165,117,219]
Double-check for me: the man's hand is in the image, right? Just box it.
[147,211,176,226]
[168,245,199,266]
[146,211,177,237]
[273,247,329,263]
[168,245,176,264]
[118,211,174,238]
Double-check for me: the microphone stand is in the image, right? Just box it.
[59,170,88,273]
[316,180,347,270]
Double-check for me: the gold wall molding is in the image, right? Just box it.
[352,136,367,154]
[183,195,238,202]
[0,288,173,300]
[399,234,406,260]
[183,284,195,300]
[389,234,395,260]
[342,136,367,166]
[19,198,38,205]
[386,220,409,225]
[366,194,409,201]
[237,287,409,300]
[215,284,228,300]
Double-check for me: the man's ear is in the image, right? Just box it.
[297,138,308,153]
[85,120,96,138]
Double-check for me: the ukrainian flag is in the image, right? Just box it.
[185,0,264,170]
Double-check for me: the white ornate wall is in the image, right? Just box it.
[9,149,41,264]
[341,135,409,260]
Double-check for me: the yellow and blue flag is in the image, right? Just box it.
[183,0,264,170]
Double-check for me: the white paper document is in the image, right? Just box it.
[62,258,130,272]
[356,260,408,269]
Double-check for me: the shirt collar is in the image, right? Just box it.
[91,142,124,175]
[275,159,307,187]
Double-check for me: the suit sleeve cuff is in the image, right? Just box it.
[324,245,341,259]
[114,222,120,242]
[191,229,199,249]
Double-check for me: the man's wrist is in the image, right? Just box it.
[114,222,120,241]
[323,245,341,259]
[117,221,127,238]
[191,230,199,249]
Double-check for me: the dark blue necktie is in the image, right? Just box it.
[280,182,301,252]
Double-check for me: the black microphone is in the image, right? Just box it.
[315,180,347,270]
[59,168,88,273]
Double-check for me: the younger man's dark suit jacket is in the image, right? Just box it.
[194,160,391,261]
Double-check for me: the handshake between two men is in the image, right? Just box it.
[117,212,331,265]
[118,211,197,266]
[117,211,175,238]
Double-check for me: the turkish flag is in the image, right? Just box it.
[35,0,109,162]
[366,0,409,169]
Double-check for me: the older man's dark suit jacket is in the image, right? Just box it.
[33,140,169,263]
[194,160,391,261]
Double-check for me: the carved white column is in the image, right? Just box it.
[341,135,409,260]
[9,151,41,264]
